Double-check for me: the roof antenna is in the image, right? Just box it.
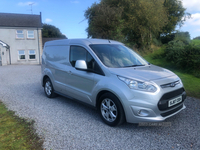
[29,3,34,14]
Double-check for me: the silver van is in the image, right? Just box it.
[41,39,186,126]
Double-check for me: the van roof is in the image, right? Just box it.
[44,38,123,47]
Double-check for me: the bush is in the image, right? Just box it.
[152,38,162,46]
[174,32,191,45]
[165,40,185,63]
[165,42,200,73]
[160,33,176,44]
[160,32,191,44]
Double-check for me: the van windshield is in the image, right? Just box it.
[89,44,149,68]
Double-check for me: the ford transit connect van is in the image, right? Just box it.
[41,39,186,126]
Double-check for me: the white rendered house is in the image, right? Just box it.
[0,12,42,66]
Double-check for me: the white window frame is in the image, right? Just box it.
[16,30,24,39]
[18,50,26,60]
[29,50,36,60]
[27,30,35,39]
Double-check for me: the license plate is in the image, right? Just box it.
[168,96,182,107]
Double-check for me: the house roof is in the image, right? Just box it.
[0,13,42,28]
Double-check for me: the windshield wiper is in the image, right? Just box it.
[124,64,145,68]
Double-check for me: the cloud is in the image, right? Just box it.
[185,13,200,26]
[180,13,200,38]
[70,1,79,4]
[182,0,200,13]
[18,2,37,6]
[45,18,53,23]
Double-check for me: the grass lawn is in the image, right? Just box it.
[143,47,200,99]
[173,71,200,98]
[192,39,200,45]
[0,101,43,150]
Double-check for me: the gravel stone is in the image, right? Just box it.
[0,65,200,150]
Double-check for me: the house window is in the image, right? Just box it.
[29,50,36,59]
[18,50,25,59]
[27,30,34,39]
[16,30,24,39]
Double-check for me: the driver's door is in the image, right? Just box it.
[65,45,95,104]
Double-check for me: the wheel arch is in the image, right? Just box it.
[96,90,109,108]
[96,90,127,125]
[42,75,50,87]
[96,90,125,115]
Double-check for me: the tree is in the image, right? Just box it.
[161,31,191,44]
[193,36,200,40]
[174,31,191,44]
[121,0,168,48]
[42,24,67,38]
[85,2,123,40]
[85,0,190,50]
[85,0,168,49]
[162,0,191,35]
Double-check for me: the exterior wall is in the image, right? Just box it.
[0,27,42,65]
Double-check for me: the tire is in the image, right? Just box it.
[99,93,125,126]
[44,78,57,98]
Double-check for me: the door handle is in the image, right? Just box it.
[68,71,72,75]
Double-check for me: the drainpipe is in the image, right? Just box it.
[37,28,41,64]
[8,46,11,65]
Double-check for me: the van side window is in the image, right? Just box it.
[70,46,104,75]
[45,46,68,62]
[70,46,94,68]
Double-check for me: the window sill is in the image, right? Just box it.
[17,59,26,61]
[27,38,35,40]
[16,38,25,40]
[28,59,37,61]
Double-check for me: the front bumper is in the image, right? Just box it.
[124,88,186,124]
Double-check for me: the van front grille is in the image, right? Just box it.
[158,88,186,111]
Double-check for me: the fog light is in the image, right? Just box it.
[138,109,149,117]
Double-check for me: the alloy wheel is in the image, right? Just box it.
[101,98,118,122]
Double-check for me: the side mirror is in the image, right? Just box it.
[75,60,87,70]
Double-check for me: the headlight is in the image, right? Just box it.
[179,79,183,86]
[118,76,157,92]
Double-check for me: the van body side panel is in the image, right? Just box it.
[65,66,95,104]
[45,45,69,92]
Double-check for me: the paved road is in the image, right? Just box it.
[0,65,200,150]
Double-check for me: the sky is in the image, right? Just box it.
[0,0,199,39]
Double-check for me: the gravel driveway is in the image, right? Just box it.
[0,65,200,150]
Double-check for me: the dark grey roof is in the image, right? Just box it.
[0,13,42,28]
